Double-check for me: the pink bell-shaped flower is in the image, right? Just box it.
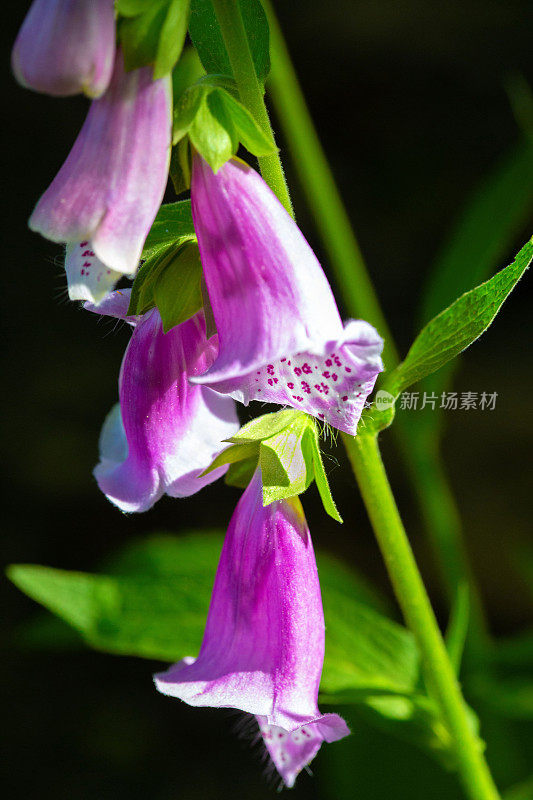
[12,0,116,99]
[29,51,172,300]
[86,290,239,512]
[154,469,349,784]
[190,156,384,435]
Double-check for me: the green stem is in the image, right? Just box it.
[210,0,294,217]
[343,432,501,800]
[264,0,486,631]
[263,0,397,365]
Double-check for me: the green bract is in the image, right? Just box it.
[173,80,276,171]
[203,409,342,522]
[117,0,190,79]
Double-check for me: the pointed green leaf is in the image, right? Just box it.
[142,200,195,259]
[128,243,182,315]
[259,414,315,505]
[444,582,470,675]
[225,409,299,443]
[153,242,203,332]
[189,91,235,172]
[384,238,533,397]
[200,441,259,477]
[172,82,207,144]
[306,425,342,522]
[169,136,192,194]
[189,0,270,83]
[224,455,258,488]
[118,0,190,78]
[154,0,190,79]
[211,88,276,157]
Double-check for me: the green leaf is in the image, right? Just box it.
[306,425,342,522]
[189,91,235,172]
[224,456,258,488]
[153,242,203,332]
[188,0,270,83]
[171,46,205,102]
[127,243,181,315]
[169,136,192,194]
[384,238,533,397]
[200,441,259,476]
[210,88,276,156]
[172,82,207,144]
[142,200,195,260]
[259,414,315,505]
[116,0,157,16]
[226,409,298,443]
[444,582,470,675]
[118,0,190,78]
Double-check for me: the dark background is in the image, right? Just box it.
[2,1,532,798]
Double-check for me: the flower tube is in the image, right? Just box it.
[30,51,172,296]
[86,290,239,512]
[12,0,115,98]
[190,156,384,434]
[155,469,349,784]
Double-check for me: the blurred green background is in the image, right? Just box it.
[2,1,532,798]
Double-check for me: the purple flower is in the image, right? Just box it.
[29,51,172,299]
[86,290,239,512]
[12,0,115,98]
[190,156,384,435]
[154,469,349,785]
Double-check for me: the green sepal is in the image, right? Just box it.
[127,244,181,316]
[383,238,533,398]
[153,242,203,332]
[188,0,270,84]
[169,137,192,194]
[142,200,196,261]
[118,0,190,79]
[205,409,342,522]
[173,82,276,169]
[225,409,297,443]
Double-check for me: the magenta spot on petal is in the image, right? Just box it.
[342,396,348,401]
[325,359,332,366]
[332,373,338,381]
[302,363,312,374]
[294,367,302,376]
[287,382,294,389]
[80,241,89,247]
[345,367,352,373]
[323,371,330,378]
[280,358,286,362]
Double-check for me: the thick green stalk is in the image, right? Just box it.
[264,0,485,629]
[211,0,293,217]
[343,432,501,800]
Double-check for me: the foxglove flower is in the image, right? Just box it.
[30,51,172,301]
[12,0,115,98]
[155,469,349,785]
[191,156,384,435]
[86,290,239,512]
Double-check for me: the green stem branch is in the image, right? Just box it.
[343,433,500,800]
[211,0,294,217]
[264,0,486,635]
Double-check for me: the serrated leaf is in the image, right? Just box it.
[188,0,270,83]
[142,200,195,260]
[153,242,203,332]
[226,409,298,443]
[384,238,533,397]
[210,88,276,156]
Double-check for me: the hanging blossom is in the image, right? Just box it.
[155,469,349,786]
[29,50,172,304]
[85,290,239,513]
[11,0,116,99]
[190,155,384,435]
